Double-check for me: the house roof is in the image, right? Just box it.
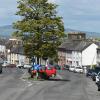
[0,39,8,46]
[5,40,17,49]
[58,39,94,51]
[95,41,100,47]
[5,38,23,49]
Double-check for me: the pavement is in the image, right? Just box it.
[85,77,100,100]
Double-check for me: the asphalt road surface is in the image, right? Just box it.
[0,68,100,100]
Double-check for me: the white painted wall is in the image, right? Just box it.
[82,43,98,66]
[0,45,6,53]
[65,51,82,67]
[64,43,98,67]
[18,54,25,65]
[72,51,82,67]
[58,51,66,66]
[7,54,11,64]
[9,53,29,65]
[97,49,100,65]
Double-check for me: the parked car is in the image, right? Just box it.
[95,72,100,84]
[16,64,24,68]
[30,65,56,79]
[2,61,9,67]
[91,67,100,81]
[53,64,61,70]
[69,66,75,72]
[23,64,32,69]
[96,80,100,91]
[74,67,83,73]
[86,69,94,77]
[91,72,98,81]
[40,66,56,79]
[0,67,2,74]
[63,65,70,70]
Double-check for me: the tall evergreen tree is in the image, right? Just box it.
[13,0,64,64]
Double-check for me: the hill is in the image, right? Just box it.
[0,25,100,38]
[0,25,15,37]
[65,28,100,38]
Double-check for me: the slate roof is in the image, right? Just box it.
[5,40,17,49]
[58,39,93,51]
[95,41,100,47]
[0,39,8,45]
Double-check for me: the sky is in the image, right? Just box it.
[1,0,100,33]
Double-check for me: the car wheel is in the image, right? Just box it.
[93,78,96,81]
[92,77,96,81]
[52,74,56,78]
[0,70,2,74]
[98,87,100,91]
[28,68,31,73]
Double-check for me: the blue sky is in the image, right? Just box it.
[1,0,100,33]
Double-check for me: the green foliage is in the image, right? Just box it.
[95,38,100,41]
[13,0,65,60]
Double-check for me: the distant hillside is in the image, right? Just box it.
[65,28,100,38]
[0,25,15,37]
[0,25,100,38]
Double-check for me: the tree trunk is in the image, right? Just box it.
[37,57,39,64]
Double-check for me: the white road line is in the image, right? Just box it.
[27,81,33,87]
[56,74,63,79]
[21,78,26,82]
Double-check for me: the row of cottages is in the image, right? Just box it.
[0,39,8,63]
[9,45,29,65]
[97,43,100,66]
[0,37,50,65]
[5,38,46,65]
[0,39,7,56]
[58,32,99,68]
[7,38,47,65]
[97,48,100,65]
[5,38,30,65]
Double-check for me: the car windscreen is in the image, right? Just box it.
[94,67,100,73]
[71,66,74,68]
[76,67,82,69]
[98,73,100,77]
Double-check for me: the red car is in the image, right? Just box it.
[30,65,56,79]
[45,67,56,77]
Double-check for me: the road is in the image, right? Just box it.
[0,68,100,100]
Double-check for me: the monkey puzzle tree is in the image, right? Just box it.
[13,0,64,64]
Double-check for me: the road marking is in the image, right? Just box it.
[56,74,63,79]
[21,78,26,82]
[27,81,33,87]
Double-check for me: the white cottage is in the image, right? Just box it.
[58,39,98,68]
[7,45,30,65]
[0,39,7,61]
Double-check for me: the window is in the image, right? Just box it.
[76,61,79,66]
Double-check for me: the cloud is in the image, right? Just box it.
[0,0,18,26]
[1,0,100,32]
[56,0,100,32]
[48,0,56,2]
[48,0,64,4]
[48,0,58,3]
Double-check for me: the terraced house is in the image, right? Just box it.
[58,32,98,68]
[6,38,29,65]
